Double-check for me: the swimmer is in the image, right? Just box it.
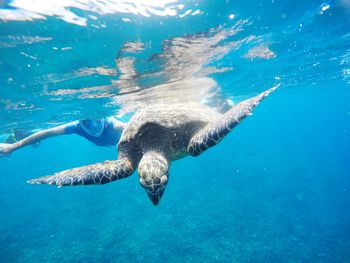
[0,117,125,157]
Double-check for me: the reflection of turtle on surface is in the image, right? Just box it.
[29,86,278,205]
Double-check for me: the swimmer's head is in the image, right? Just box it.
[80,118,105,137]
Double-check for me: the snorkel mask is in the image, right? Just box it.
[80,118,105,137]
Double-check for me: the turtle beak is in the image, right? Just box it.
[139,170,169,206]
[146,188,165,206]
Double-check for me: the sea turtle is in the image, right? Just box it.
[28,86,278,205]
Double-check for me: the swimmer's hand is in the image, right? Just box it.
[0,143,14,157]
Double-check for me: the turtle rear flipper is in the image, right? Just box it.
[27,158,134,186]
[188,85,279,156]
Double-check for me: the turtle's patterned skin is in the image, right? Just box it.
[28,85,278,205]
[188,85,278,156]
[29,159,133,186]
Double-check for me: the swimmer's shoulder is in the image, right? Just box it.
[62,120,80,134]
[106,116,126,130]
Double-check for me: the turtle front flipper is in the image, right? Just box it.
[188,85,279,156]
[27,158,134,186]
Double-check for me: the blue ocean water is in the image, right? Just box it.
[1,0,350,262]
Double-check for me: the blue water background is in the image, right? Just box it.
[1,0,350,262]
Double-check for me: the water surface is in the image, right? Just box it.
[0,0,350,262]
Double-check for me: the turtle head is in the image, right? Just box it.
[138,151,169,206]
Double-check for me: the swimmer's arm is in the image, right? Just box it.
[108,117,125,133]
[0,121,79,157]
